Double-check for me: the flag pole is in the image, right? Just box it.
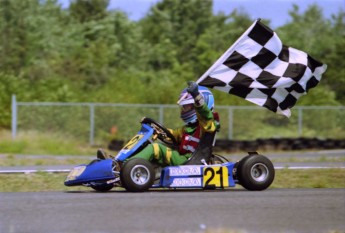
[177,19,261,104]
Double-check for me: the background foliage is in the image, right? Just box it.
[0,0,344,130]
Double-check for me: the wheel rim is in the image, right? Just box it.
[250,163,269,182]
[130,165,150,185]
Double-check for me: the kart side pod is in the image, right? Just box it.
[157,162,236,189]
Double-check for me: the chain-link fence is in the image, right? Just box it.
[11,95,345,145]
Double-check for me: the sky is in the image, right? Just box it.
[59,0,344,28]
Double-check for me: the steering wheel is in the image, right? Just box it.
[141,117,178,147]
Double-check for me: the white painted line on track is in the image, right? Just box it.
[0,169,71,174]
[0,166,344,174]
[275,166,345,169]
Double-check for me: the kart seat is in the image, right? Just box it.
[183,112,220,165]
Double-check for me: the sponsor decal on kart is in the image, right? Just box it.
[65,166,86,181]
[170,178,202,187]
[169,166,202,176]
[119,134,144,154]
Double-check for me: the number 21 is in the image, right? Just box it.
[203,166,229,188]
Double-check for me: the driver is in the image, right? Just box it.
[97,81,219,166]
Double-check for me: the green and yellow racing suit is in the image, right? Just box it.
[130,103,219,166]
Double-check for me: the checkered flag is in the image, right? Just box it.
[197,19,327,117]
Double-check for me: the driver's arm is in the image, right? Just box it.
[195,104,217,133]
[187,81,217,133]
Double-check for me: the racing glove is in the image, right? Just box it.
[187,81,204,107]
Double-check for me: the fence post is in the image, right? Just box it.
[228,107,233,140]
[298,107,303,137]
[90,104,95,145]
[159,106,164,124]
[11,95,17,140]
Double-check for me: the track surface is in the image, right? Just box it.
[1,189,344,233]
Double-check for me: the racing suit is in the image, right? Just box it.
[130,101,219,166]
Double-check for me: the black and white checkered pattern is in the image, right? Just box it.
[198,20,327,117]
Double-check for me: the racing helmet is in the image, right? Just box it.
[178,86,214,125]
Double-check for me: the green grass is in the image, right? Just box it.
[0,169,344,192]
[0,130,97,155]
[272,169,345,188]
[270,156,345,163]
[0,154,90,166]
[0,172,89,192]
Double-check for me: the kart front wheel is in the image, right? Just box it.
[91,183,114,192]
[120,158,155,192]
[237,155,275,191]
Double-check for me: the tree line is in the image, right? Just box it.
[0,0,344,129]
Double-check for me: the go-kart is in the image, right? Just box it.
[64,117,275,192]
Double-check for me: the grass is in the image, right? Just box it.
[0,169,344,192]
[0,130,97,155]
[0,154,91,166]
[271,169,345,188]
[0,172,92,192]
[270,156,345,163]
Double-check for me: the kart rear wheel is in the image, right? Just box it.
[91,183,114,192]
[120,158,155,192]
[237,155,275,191]
[235,153,257,183]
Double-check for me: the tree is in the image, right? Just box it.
[0,1,343,130]
[0,0,35,74]
[276,4,344,104]
[193,10,253,77]
[277,4,333,57]
[322,11,345,103]
[323,29,345,103]
[70,0,109,23]
[140,0,213,67]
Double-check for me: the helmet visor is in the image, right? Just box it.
[180,103,194,113]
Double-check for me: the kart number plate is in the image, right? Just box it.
[65,166,86,181]
[122,134,144,150]
[203,166,229,188]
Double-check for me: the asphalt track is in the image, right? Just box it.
[1,150,344,233]
[0,189,344,233]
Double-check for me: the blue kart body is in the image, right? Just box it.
[65,118,274,191]
[65,159,237,189]
[65,159,115,187]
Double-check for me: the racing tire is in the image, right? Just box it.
[237,155,275,191]
[120,158,155,192]
[233,153,256,183]
[91,183,114,192]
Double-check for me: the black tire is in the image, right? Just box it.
[234,153,257,184]
[90,183,114,192]
[120,158,155,192]
[237,155,275,191]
